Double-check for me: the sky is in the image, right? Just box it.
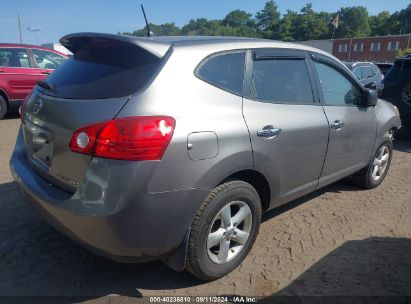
[0,0,410,45]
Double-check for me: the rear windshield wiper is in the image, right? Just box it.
[37,80,55,92]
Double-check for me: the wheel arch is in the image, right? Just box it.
[217,169,271,212]
[0,88,10,108]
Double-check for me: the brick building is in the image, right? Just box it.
[332,34,411,63]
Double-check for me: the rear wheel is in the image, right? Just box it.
[185,181,261,281]
[0,96,7,120]
[352,140,393,189]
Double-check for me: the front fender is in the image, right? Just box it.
[374,99,401,151]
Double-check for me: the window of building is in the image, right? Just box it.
[387,41,400,51]
[338,44,348,52]
[353,43,364,52]
[370,42,381,52]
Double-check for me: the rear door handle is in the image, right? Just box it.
[41,71,51,75]
[257,126,282,138]
[330,120,344,130]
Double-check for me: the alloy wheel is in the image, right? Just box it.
[371,145,390,181]
[207,201,252,264]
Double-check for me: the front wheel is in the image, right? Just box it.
[185,181,261,281]
[352,140,393,189]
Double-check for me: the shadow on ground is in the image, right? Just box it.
[0,129,410,302]
[394,125,411,153]
[260,237,411,303]
[0,182,202,299]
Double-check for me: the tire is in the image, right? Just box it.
[352,139,393,189]
[185,181,262,281]
[0,96,7,120]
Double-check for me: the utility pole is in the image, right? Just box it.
[18,14,23,44]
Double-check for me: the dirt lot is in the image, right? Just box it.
[1,113,411,302]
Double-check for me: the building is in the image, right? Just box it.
[296,39,333,54]
[332,34,411,63]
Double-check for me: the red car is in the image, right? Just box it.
[0,43,68,119]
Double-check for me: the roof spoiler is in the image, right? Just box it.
[60,32,171,58]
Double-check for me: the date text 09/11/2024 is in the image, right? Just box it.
[149,296,258,303]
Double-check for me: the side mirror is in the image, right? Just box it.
[363,88,378,106]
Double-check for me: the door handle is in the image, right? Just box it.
[257,126,282,138]
[41,71,51,75]
[330,120,344,130]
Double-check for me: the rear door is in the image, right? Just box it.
[22,35,170,192]
[0,47,38,101]
[310,53,377,187]
[242,49,329,207]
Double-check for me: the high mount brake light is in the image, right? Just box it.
[69,116,176,161]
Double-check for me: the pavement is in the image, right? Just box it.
[0,113,411,303]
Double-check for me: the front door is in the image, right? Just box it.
[310,55,377,187]
[242,49,329,207]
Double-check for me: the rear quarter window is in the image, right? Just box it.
[196,52,245,95]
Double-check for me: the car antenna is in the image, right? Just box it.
[141,4,152,37]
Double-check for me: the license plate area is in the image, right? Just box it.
[23,120,54,171]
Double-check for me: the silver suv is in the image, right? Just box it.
[11,33,401,281]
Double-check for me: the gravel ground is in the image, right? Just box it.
[0,113,410,303]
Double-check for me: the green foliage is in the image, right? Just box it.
[121,1,411,41]
[334,6,370,38]
[255,1,281,39]
[396,48,411,59]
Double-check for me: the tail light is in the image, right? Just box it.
[69,116,175,161]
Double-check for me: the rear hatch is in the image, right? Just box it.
[21,33,171,192]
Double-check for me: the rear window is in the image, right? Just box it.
[42,39,162,99]
[196,52,245,95]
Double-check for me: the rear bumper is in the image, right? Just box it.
[10,128,209,262]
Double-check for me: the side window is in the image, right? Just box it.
[0,48,31,68]
[314,61,362,106]
[197,52,245,95]
[352,67,362,80]
[251,58,314,104]
[31,49,66,70]
[362,66,376,79]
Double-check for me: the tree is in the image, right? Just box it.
[396,48,411,59]
[121,3,411,41]
[278,10,298,41]
[255,1,281,39]
[389,4,411,35]
[334,6,370,38]
[370,11,392,36]
[123,22,181,37]
[222,10,255,28]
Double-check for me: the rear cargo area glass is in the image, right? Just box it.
[40,39,162,99]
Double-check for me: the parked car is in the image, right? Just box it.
[11,33,401,281]
[344,62,384,91]
[382,58,411,125]
[0,43,68,119]
[375,62,394,76]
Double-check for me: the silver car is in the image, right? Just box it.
[11,33,401,281]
